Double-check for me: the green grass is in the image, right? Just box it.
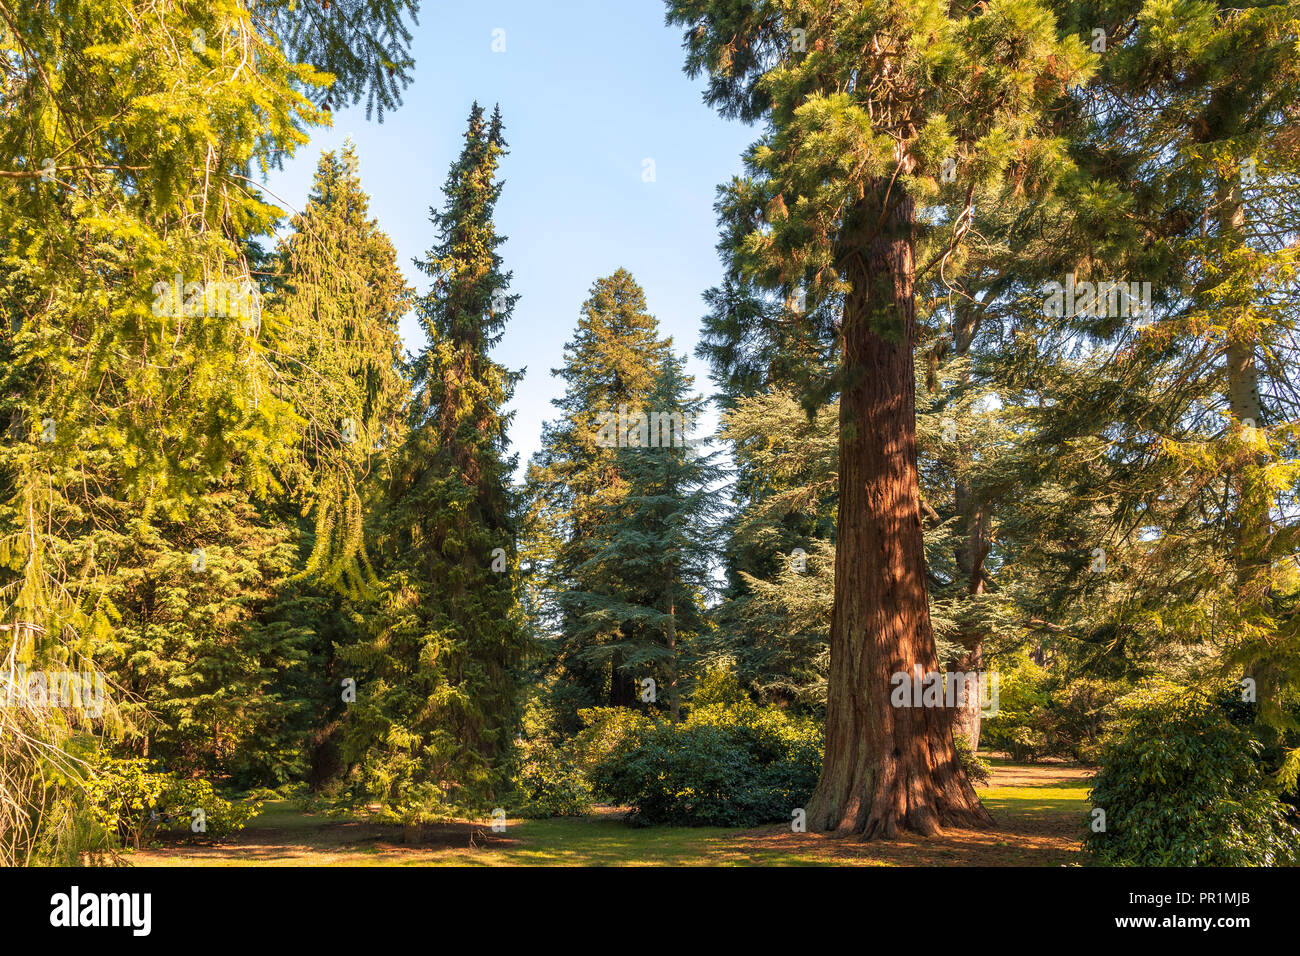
[131,761,1092,867]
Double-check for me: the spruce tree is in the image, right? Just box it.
[339,104,527,817]
[566,355,723,721]
[524,270,675,716]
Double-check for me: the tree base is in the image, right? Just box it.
[806,741,995,840]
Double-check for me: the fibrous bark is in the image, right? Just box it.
[805,187,992,838]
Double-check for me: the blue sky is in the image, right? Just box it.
[263,0,758,478]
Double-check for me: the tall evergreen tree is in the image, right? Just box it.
[266,141,412,786]
[1001,1,1300,755]
[567,355,723,721]
[339,104,526,817]
[709,386,837,707]
[666,0,1092,835]
[274,140,412,596]
[0,0,327,862]
[524,270,674,716]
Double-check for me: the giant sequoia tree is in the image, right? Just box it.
[666,0,1092,836]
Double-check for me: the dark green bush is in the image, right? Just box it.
[1084,684,1300,866]
[589,701,821,827]
[506,703,652,819]
[1041,677,1116,764]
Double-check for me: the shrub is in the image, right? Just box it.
[953,733,992,786]
[982,660,1127,764]
[504,704,650,819]
[589,700,821,827]
[1084,684,1300,866]
[86,755,261,848]
[1042,677,1126,764]
[1217,685,1300,813]
[689,665,751,710]
[512,738,593,818]
[981,660,1052,760]
[569,706,659,774]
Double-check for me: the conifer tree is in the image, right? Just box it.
[0,0,327,861]
[1000,2,1300,751]
[710,387,837,707]
[274,140,412,597]
[566,355,723,721]
[666,0,1092,835]
[260,0,421,120]
[339,104,527,816]
[524,270,675,715]
[266,141,412,784]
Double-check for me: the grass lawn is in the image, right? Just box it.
[130,758,1092,867]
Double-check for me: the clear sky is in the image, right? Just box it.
[262,0,758,478]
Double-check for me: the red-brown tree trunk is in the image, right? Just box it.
[805,187,992,838]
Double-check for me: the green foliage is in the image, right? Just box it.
[952,734,992,787]
[86,755,260,849]
[564,355,723,721]
[260,0,421,120]
[0,0,324,863]
[983,659,1127,764]
[982,660,1053,761]
[511,739,594,819]
[709,388,836,707]
[1084,685,1300,867]
[338,104,527,816]
[274,139,412,599]
[524,270,689,717]
[569,706,660,775]
[689,665,752,710]
[590,699,822,827]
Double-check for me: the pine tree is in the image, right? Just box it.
[338,104,527,817]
